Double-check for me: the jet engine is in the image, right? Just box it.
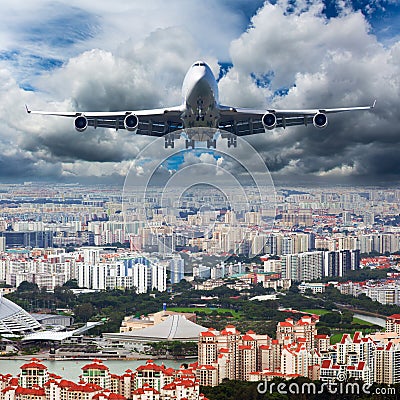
[262,112,277,130]
[124,113,139,132]
[313,112,328,129]
[74,115,88,132]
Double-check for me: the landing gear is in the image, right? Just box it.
[164,135,175,149]
[227,136,237,148]
[221,132,238,148]
[207,139,217,149]
[185,139,195,149]
[164,134,176,149]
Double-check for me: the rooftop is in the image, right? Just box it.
[104,315,207,342]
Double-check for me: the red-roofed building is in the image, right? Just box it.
[161,379,199,400]
[386,314,400,334]
[241,334,256,342]
[93,392,126,400]
[320,359,371,384]
[198,330,218,367]
[81,360,111,390]
[336,331,374,372]
[66,381,103,399]
[174,366,196,382]
[43,378,104,400]
[19,359,49,389]
[135,360,174,392]
[0,374,12,392]
[238,344,256,381]
[132,383,160,400]
[281,343,310,377]
[259,343,281,374]
[198,324,272,383]
[276,316,317,350]
[118,369,135,400]
[199,331,215,338]
[15,385,46,399]
[374,341,400,385]
[314,334,330,352]
[195,365,217,387]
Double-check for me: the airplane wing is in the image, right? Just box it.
[26,105,185,137]
[218,101,376,136]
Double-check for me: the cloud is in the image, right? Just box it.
[219,0,400,183]
[0,0,399,184]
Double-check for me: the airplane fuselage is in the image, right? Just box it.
[181,61,220,130]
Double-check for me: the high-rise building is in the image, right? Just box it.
[386,314,400,334]
[81,359,111,389]
[0,231,53,248]
[19,359,49,388]
[342,211,352,226]
[298,251,323,281]
[323,250,360,278]
[169,257,185,284]
[77,255,166,293]
[374,342,400,384]
[363,212,375,226]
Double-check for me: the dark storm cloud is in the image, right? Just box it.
[0,0,399,183]
[219,1,400,184]
[0,149,62,181]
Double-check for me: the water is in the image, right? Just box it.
[353,313,386,328]
[0,358,196,380]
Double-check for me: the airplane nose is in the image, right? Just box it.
[192,67,207,81]
[182,63,217,106]
[184,68,207,96]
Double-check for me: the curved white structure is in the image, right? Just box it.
[0,294,41,334]
[103,315,207,343]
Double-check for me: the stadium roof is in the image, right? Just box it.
[103,315,207,342]
[22,321,103,342]
[0,294,41,334]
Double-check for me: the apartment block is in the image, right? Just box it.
[0,359,209,400]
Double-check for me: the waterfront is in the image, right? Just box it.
[0,358,196,380]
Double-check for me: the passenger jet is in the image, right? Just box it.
[26,61,375,149]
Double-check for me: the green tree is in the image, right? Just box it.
[63,279,79,289]
[317,326,331,336]
[341,310,354,325]
[17,281,39,293]
[73,303,95,322]
[54,286,76,305]
[319,312,341,325]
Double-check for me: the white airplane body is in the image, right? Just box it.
[27,61,375,149]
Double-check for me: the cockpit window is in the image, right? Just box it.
[194,62,206,67]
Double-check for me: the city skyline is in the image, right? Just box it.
[0,180,399,395]
[0,1,399,184]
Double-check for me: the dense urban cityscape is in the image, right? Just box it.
[0,183,398,398]
[1,0,399,399]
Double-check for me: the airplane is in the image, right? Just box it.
[26,61,375,149]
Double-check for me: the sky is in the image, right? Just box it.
[0,0,399,185]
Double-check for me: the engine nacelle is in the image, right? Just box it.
[74,115,88,132]
[124,113,139,132]
[313,112,328,129]
[262,112,277,130]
